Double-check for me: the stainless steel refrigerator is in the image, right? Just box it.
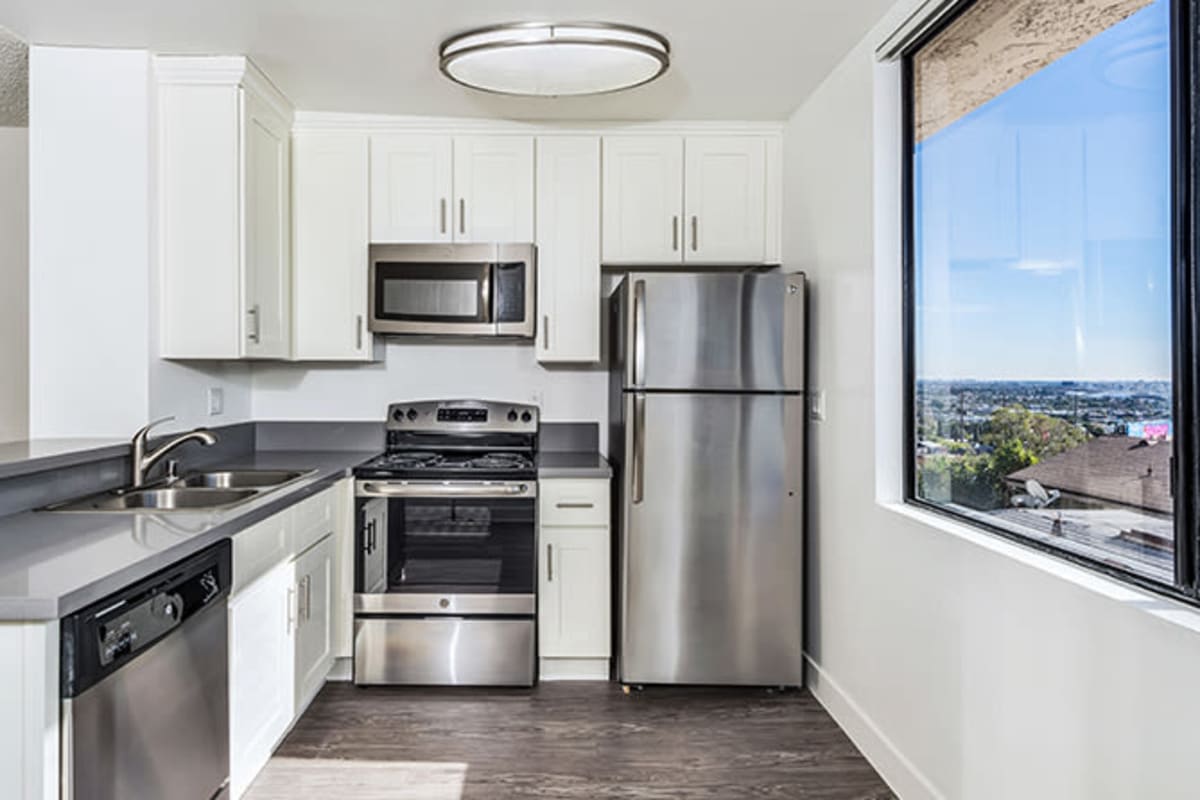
[608,269,806,687]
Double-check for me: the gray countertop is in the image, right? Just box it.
[0,449,377,621]
[537,451,612,479]
[0,437,129,480]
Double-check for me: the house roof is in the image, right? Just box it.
[1008,436,1172,516]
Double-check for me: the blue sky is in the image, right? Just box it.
[914,0,1172,382]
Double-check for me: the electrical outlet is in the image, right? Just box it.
[809,390,826,422]
[207,387,225,416]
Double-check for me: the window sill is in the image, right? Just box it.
[877,500,1200,636]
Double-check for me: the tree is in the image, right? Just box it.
[981,405,1086,461]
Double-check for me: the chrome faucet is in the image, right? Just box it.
[130,417,218,488]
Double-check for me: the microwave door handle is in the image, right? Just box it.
[480,263,493,325]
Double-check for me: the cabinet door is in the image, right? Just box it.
[242,88,291,359]
[292,132,372,360]
[683,136,767,264]
[370,135,452,243]
[539,526,611,659]
[453,136,534,243]
[294,535,334,713]
[229,561,295,799]
[602,136,684,264]
[536,136,601,363]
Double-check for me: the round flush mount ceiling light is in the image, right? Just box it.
[439,22,670,97]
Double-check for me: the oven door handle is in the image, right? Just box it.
[358,481,535,498]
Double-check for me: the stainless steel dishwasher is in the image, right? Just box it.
[60,540,231,800]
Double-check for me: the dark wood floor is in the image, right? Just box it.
[274,681,895,799]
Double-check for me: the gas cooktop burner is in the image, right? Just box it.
[360,450,535,475]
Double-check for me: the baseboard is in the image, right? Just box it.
[804,655,943,800]
[539,657,610,681]
[326,657,353,682]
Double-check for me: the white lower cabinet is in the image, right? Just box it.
[538,478,611,680]
[229,559,295,799]
[294,534,334,711]
[228,481,346,799]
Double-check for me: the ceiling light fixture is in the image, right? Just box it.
[439,22,670,97]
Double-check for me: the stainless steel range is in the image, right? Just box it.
[353,399,539,686]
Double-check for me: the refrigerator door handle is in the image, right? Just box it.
[632,393,646,504]
[633,279,646,387]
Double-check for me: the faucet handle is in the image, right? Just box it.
[133,416,176,440]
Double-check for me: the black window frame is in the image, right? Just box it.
[900,0,1200,605]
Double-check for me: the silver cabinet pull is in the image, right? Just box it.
[556,502,594,509]
[286,585,297,634]
[356,314,364,351]
[672,215,679,251]
[632,279,646,386]
[247,305,261,343]
[459,198,466,235]
[305,574,313,621]
[543,315,550,350]
[632,393,646,504]
[691,216,698,251]
[440,198,447,234]
[547,543,553,582]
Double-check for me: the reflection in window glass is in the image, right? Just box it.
[910,0,1175,581]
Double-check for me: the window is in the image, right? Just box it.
[903,0,1197,595]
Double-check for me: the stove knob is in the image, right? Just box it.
[507,409,518,422]
[520,411,532,423]
[407,408,419,421]
[392,408,404,422]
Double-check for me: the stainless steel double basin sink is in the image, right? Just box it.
[48,469,314,513]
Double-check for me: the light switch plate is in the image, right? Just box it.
[207,387,225,416]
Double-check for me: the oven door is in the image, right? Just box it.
[354,480,537,615]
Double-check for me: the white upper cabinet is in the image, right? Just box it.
[602,136,684,264]
[369,134,533,243]
[453,136,535,242]
[243,90,291,358]
[369,135,453,243]
[602,133,778,266]
[292,131,373,360]
[157,56,293,360]
[536,136,601,364]
[684,136,767,264]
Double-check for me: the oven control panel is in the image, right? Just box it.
[386,400,539,434]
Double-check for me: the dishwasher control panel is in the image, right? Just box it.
[61,541,231,698]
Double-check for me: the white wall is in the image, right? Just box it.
[28,47,151,438]
[786,9,1200,800]
[0,127,28,443]
[252,342,609,449]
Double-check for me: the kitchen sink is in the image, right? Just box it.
[45,468,316,513]
[176,469,310,489]
[51,487,258,512]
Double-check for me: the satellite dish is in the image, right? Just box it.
[1026,479,1050,504]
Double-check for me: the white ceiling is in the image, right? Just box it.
[0,0,895,121]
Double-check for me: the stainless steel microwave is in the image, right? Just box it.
[368,243,536,337]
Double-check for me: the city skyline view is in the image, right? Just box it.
[913,0,1172,383]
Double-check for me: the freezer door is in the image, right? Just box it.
[619,391,805,685]
[622,271,805,392]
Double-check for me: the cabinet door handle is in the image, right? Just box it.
[286,585,297,634]
[547,543,553,582]
[672,215,679,251]
[356,314,364,351]
[556,502,594,509]
[247,305,261,344]
[305,574,313,621]
[440,198,447,234]
[459,198,466,235]
[543,315,550,351]
[691,216,698,252]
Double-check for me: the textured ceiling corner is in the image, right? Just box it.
[0,26,28,128]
